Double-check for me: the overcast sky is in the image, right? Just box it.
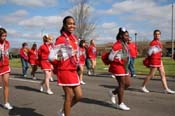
[0,0,174,48]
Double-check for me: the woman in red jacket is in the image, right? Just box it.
[28,43,38,80]
[141,29,175,94]
[38,34,54,95]
[87,39,97,75]
[0,27,13,110]
[108,27,131,111]
[78,39,86,84]
[49,16,82,116]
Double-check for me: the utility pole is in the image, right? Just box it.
[171,3,174,58]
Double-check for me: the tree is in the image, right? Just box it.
[70,0,96,40]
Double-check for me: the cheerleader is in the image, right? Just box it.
[0,27,13,110]
[141,30,175,94]
[19,42,29,77]
[49,16,82,116]
[28,43,38,80]
[108,27,131,110]
[78,39,86,85]
[38,34,54,95]
[87,39,97,75]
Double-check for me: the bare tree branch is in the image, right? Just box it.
[70,0,96,40]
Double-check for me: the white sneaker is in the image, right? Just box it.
[117,102,130,111]
[40,86,44,92]
[4,102,13,110]
[108,90,116,104]
[47,90,54,95]
[80,81,86,85]
[50,77,54,82]
[111,75,115,78]
[88,70,92,76]
[0,86,2,89]
[58,110,65,116]
[24,75,27,78]
[165,88,175,94]
[32,77,37,80]
[141,86,150,93]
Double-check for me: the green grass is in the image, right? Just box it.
[10,57,175,77]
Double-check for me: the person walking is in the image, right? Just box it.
[128,37,138,77]
[108,27,131,110]
[19,42,29,77]
[38,34,54,95]
[28,43,38,80]
[87,39,97,75]
[0,27,13,110]
[78,39,86,85]
[141,29,175,94]
[49,16,82,116]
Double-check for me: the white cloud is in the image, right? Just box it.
[0,0,6,4]
[18,15,62,28]
[2,9,28,23]
[10,0,58,7]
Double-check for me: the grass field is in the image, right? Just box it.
[10,57,175,77]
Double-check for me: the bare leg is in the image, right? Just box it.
[116,76,131,104]
[2,73,10,104]
[79,65,84,81]
[31,65,37,77]
[63,86,82,116]
[142,67,157,87]
[158,64,169,89]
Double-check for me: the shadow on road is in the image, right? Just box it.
[9,106,44,116]
[81,97,115,109]
[15,86,40,93]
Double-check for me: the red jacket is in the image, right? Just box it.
[87,45,97,60]
[128,42,138,58]
[148,39,162,67]
[28,48,38,65]
[79,47,86,65]
[0,40,10,66]
[51,32,79,71]
[108,40,129,76]
[20,47,29,61]
[38,43,52,61]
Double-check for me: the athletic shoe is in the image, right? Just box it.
[88,70,92,76]
[117,102,130,111]
[164,88,175,94]
[50,77,54,82]
[141,86,150,93]
[24,75,27,78]
[80,81,86,85]
[111,75,115,78]
[32,77,37,80]
[58,110,65,116]
[4,102,13,110]
[47,90,54,95]
[108,90,116,104]
[40,86,44,92]
[0,86,2,89]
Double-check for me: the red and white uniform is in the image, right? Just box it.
[108,40,130,76]
[128,42,138,58]
[79,47,86,65]
[0,40,10,75]
[20,48,29,61]
[148,38,162,67]
[38,43,52,70]
[49,32,80,86]
[87,45,97,60]
[28,48,38,65]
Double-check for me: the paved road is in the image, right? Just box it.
[0,68,175,116]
